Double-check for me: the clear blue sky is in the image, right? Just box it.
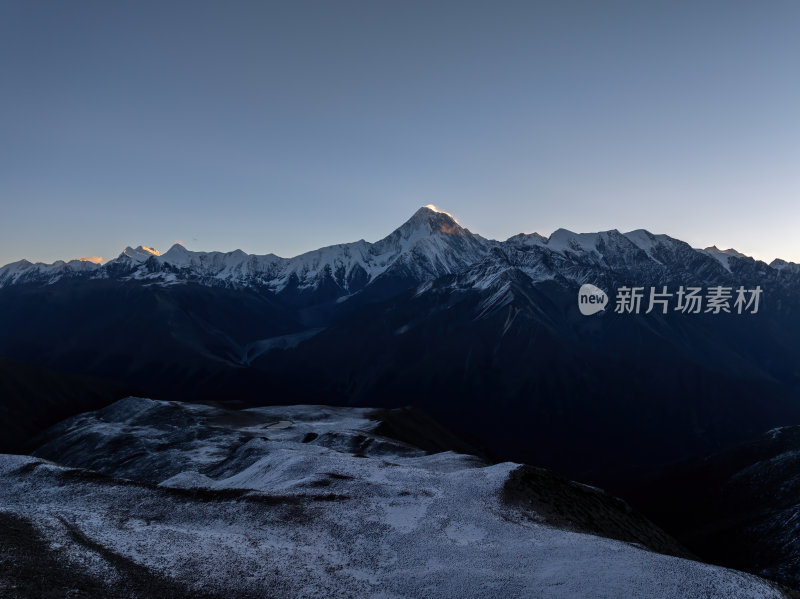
[1,0,799,265]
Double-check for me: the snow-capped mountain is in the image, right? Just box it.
[3,206,796,300]
[2,205,798,436]
[0,207,494,298]
[0,256,102,287]
[120,244,161,262]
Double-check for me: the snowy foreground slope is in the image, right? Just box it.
[0,398,790,598]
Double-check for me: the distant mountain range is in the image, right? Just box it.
[2,206,798,474]
[0,207,489,298]
[3,206,798,295]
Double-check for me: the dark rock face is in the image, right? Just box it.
[503,465,693,560]
[626,426,800,591]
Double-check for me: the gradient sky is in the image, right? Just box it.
[1,0,799,266]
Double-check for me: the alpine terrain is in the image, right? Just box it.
[1,206,799,592]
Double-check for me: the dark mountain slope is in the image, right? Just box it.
[626,425,800,590]
[0,279,305,403]
[0,358,132,453]
[253,271,800,481]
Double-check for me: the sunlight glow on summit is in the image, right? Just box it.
[423,205,457,221]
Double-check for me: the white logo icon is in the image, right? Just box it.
[578,284,608,316]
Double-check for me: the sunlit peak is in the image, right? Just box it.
[423,204,456,220]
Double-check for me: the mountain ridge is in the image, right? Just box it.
[2,206,797,297]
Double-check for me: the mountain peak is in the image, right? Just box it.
[506,232,548,246]
[122,246,161,262]
[166,242,188,253]
[400,205,463,237]
[421,204,455,217]
[704,245,748,259]
[771,258,800,272]
[160,243,193,266]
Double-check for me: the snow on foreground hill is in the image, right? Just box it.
[0,398,789,598]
